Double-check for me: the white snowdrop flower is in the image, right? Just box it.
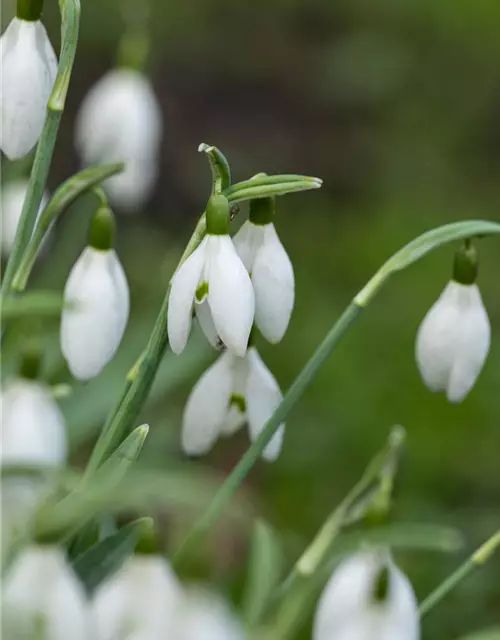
[2,544,90,640]
[233,197,294,343]
[61,206,130,381]
[1,179,49,256]
[91,553,182,640]
[75,68,162,212]
[313,550,420,640]
[0,13,57,160]
[182,346,284,461]
[415,244,490,403]
[177,587,246,640]
[168,194,254,357]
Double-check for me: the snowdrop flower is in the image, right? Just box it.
[234,197,294,343]
[75,68,162,211]
[168,194,254,357]
[0,7,57,160]
[182,346,284,461]
[177,587,246,640]
[2,544,90,640]
[91,552,182,639]
[61,206,130,381]
[415,244,490,403]
[313,550,420,640]
[1,179,49,256]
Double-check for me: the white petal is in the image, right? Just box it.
[61,247,130,380]
[195,300,222,350]
[207,235,255,357]
[1,379,67,467]
[447,284,491,403]
[182,352,234,456]
[245,347,285,462]
[3,545,90,640]
[75,68,162,167]
[415,281,462,393]
[91,555,182,640]
[0,19,57,159]
[232,220,264,272]
[103,156,159,212]
[252,223,295,343]
[177,587,245,640]
[1,180,49,256]
[313,551,419,640]
[168,238,208,355]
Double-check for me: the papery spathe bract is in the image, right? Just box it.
[313,551,420,640]
[168,235,255,357]
[0,18,57,159]
[75,68,162,212]
[91,554,182,640]
[1,180,49,257]
[177,587,246,640]
[415,280,490,403]
[234,219,294,343]
[2,545,90,640]
[182,346,285,460]
[61,246,130,381]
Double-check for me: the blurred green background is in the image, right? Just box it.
[2,0,500,636]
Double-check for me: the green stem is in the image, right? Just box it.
[1,0,80,297]
[174,302,363,562]
[419,530,500,618]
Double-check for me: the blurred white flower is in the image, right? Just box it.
[182,346,284,460]
[313,550,420,640]
[168,234,255,357]
[61,246,130,381]
[177,587,245,640]
[234,219,294,343]
[415,280,490,403]
[75,68,162,212]
[91,554,182,640]
[2,544,90,640]
[0,17,57,160]
[1,179,49,257]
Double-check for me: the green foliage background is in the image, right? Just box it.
[3,0,500,636]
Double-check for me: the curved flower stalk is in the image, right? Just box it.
[234,197,294,343]
[2,544,90,640]
[1,180,49,257]
[416,244,490,403]
[168,194,254,357]
[182,346,285,461]
[313,550,420,640]
[75,68,162,212]
[177,587,245,640]
[61,206,130,380]
[91,552,182,639]
[0,8,57,160]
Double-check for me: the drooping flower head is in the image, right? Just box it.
[168,194,255,357]
[177,587,246,640]
[313,550,420,640]
[182,346,284,461]
[233,197,295,343]
[0,3,57,160]
[61,206,130,380]
[416,242,490,403]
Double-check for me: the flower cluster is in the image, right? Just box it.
[169,194,293,460]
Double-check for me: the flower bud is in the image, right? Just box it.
[1,180,49,257]
[0,17,57,159]
[177,587,245,640]
[60,208,130,380]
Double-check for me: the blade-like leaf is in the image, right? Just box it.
[1,292,67,320]
[72,517,149,593]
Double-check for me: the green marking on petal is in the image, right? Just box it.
[229,393,246,413]
[195,281,209,302]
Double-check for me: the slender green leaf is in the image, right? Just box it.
[1,292,67,320]
[356,220,500,306]
[243,520,284,629]
[72,518,149,593]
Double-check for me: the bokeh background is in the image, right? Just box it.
[2,0,500,637]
